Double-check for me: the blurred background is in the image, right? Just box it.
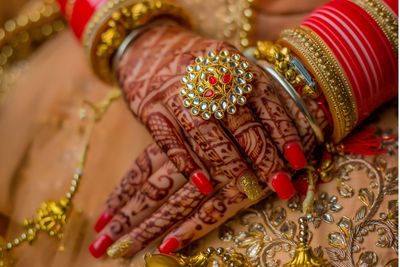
[0,0,66,238]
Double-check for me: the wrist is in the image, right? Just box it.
[56,0,194,84]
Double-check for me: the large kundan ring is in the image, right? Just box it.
[179,50,254,120]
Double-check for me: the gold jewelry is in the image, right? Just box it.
[257,60,324,143]
[254,41,320,99]
[351,0,398,54]
[0,89,121,262]
[106,236,133,258]
[82,0,194,84]
[284,217,331,267]
[278,26,358,143]
[238,173,262,200]
[180,50,254,120]
[144,247,252,267]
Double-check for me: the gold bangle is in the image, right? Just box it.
[82,0,194,84]
[351,0,398,54]
[278,27,358,143]
[254,41,320,99]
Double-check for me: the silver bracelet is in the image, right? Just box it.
[256,60,325,143]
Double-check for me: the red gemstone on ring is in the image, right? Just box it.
[204,89,215,98]
[222,74,232,84]
[208,76,217,85]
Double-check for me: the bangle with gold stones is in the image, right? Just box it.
[253,41,320,99]
[278,26,358,143]
[82,0,194,84]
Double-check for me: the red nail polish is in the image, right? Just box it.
[191,171,213,195]
[94,212,113,232]
[158,237,180,254]
[284,142,307,170]
[89,234,113,258]
[271,172,296,199]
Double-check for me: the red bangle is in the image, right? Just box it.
[302,0,397,123]
[71,0,107,40]
[58,0,68,16]
[57,0,107,40]
[383,0,398,15]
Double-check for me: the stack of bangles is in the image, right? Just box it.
[56,0,397,261]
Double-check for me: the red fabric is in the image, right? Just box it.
[302,0,397,125]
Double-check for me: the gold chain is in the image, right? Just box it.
[0,89,121,266]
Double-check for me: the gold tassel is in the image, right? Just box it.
[284,217,331,267]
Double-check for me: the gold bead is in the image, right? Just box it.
[285,69,296,81]
[277,61,288,71]
[243,8,252,18]
[242,23,251,32]
[4,20,16,32]
[281,46,290,55]
[294,75,304,84]
[240,38,249,47]
[302,85,320,99]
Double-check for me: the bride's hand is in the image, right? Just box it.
[89,22,322,258]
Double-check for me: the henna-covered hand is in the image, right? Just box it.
[89,23,328,259]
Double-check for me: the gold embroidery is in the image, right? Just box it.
[144,247,252,267]
[217,128,398,267]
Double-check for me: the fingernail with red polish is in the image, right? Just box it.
[191,170,213,195]
[158,237,180,254]
[284,142,307,170]
[89,234,113,258]
[271,172,296,200]
[94,212,113,232]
